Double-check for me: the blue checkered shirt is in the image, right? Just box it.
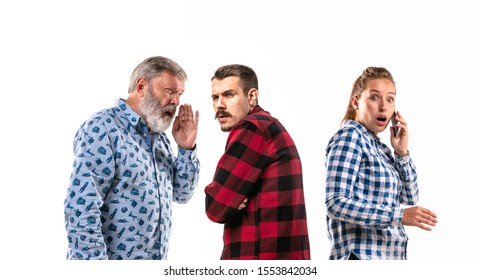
[325,120,419,260]
[64,99,200,260]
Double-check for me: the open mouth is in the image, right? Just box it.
[164,111,174,118]
[162,106,176,118]
[377,116,387,122]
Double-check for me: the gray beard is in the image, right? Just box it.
[138,90,176,133]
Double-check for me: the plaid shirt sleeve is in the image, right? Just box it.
[395,154,419,205]
[205,121,269,223]
[325,126,402,228]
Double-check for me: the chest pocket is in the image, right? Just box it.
[358,148,399,205]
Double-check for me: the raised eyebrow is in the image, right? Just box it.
[369,89,396,95]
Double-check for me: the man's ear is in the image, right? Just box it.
[248,88,259,106]
[136,78,147,97]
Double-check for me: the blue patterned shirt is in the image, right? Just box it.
[64,99,200,260]
[325,120,418,260]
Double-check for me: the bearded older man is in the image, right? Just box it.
[64,56,200,260]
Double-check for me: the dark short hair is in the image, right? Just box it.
[211,64,258,94]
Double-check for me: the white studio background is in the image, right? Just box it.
[0,0,478,278]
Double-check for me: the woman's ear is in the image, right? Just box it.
[351,96,359,110]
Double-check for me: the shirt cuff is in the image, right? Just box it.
[392,207,404,226]
[395,151,410,164]
[178,144,197,160]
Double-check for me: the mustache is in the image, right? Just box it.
[215,110,232,120]
[163,105,176,114]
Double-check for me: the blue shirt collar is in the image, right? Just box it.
[116,98,149,133]
[342,119,380,142]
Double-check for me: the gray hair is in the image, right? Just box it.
[128,56,187,93]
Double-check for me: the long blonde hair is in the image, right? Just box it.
[342,67,395,124]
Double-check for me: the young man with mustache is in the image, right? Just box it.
[64,56,200,260]
[205,64,310,260]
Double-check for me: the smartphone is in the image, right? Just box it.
[391,111,401,138]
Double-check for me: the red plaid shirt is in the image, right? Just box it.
[205,106,310,260]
